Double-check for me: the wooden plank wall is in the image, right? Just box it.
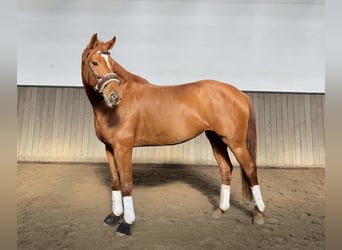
[17,86,325,167]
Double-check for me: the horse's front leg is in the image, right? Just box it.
[103,145,123,227]
[113,143,135,236]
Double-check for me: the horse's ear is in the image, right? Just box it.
[89,33,98,48]
[106,36,116,50]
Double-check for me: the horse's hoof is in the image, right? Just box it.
[212,208,224,220]
[104,213,121,227]
[116,223,131,236]
[252,210,265,225]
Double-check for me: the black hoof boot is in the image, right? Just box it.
[116,223,131,236]
[104,213,121,227]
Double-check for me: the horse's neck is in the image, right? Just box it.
[112,62,130,83]
[113,62,149,85]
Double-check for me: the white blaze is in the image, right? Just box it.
[101,54,111,70]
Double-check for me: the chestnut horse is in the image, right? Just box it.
[81,33,265,236]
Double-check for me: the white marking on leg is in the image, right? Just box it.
[219,184,230,211]
[101,54,111,69]
[123,196,135,224]
[251,185,265,212]
[112,190,123,216]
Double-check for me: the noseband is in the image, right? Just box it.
[95,73,120,94]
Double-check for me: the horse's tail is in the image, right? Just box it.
[241,97,257,201]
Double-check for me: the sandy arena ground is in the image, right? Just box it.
[17,163,324,249]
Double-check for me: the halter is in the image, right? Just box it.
[88,50,121,94]
[95,72,120,93]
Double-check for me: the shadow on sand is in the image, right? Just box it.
[95,163,253,218]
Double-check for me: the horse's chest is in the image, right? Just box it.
[94,114,134,145]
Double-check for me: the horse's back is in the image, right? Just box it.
[148,79,250,130]
[186,79,250,115]
[149,79,249,103]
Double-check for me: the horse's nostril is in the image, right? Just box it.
[110,92,117,101]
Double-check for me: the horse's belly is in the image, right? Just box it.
[134,120,207,147]
[134,134,201,147]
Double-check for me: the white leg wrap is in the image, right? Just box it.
[123,196,136,224]
[251,185,265,212]
[112,191,123,216]
[219,184,231,211]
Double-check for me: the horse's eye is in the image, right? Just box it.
[91,61,98,66]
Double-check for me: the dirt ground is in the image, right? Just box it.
[17,163,325,250]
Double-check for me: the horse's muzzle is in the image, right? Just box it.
[102,84,122,107]
[103,92,121,107]
[109,92,121,106]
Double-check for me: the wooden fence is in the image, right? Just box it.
[17,86,325,167]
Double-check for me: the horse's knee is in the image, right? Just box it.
[121,183,133,196]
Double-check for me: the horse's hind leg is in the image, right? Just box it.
[228,143,265,224]
[205,131,233,219]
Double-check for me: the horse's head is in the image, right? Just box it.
[82,33,122,107]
